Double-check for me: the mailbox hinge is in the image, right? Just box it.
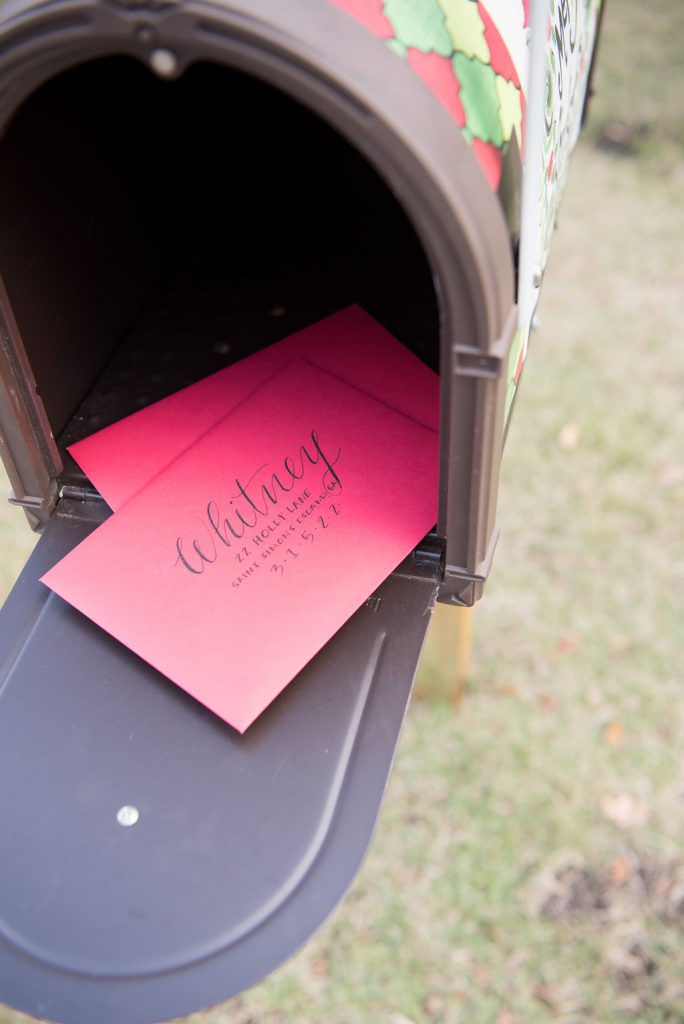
[413,531,445,568]
[58,485,107,503]
[394,532,445,584]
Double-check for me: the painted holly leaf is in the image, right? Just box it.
[328,0,526,190]
[438,0,490,63]
[453,53,504,148]
[495,73,523,145]
[382,0,453,57]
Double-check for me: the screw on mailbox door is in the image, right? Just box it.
[116,805,140,828]
[149,49,178,79]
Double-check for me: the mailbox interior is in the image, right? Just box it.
[0,55,440,489]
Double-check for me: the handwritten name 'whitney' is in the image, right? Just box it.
[176,429,341,575]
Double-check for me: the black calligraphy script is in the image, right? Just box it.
[176,429,342,575]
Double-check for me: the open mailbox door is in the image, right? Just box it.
[0,2,601,1021]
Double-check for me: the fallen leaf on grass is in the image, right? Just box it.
[600,794,650,829]
[610,634,634,655]
[611,856,635,886]
[532,978,585,1013]
[603,720,625,747]
[651,862,684,922]
[557,631,582,655]
[451,947,472,966]
[533,982,556,1008]
[507,948,531,971]
[495,1012,516,1024]
[558,422,581,450]
[423,996,442,1018]
[616,994,647,1015]
[658,464,684,489]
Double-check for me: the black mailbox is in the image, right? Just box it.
[0,1,602,1021]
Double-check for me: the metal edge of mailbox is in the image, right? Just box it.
[0,0,516,601]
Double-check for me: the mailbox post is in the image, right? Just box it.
[0,2,602,1021]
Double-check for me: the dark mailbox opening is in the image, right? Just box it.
[0,55,439,474]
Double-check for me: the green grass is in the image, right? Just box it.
[1,1,683,1022]
[585,0,684,168]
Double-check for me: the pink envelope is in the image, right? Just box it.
[44,360,439,733]
[69,306,439,510]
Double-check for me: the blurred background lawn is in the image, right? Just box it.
[1,1,683,1021]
